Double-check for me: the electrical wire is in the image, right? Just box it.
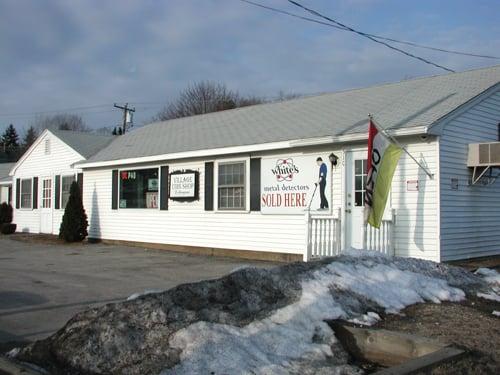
[287,0,454,72]
[239,0,499,61]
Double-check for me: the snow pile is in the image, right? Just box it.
[127,289,164,301]
[163,253,465,374]
[474,267,500,301]
[14,251,494,375]
[493,311,500,317]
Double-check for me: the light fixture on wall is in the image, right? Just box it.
[329,153,339,167]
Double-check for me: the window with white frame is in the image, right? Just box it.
[44,139,51,155]
[119,168,158,208]
[20,179,32,209]
[61,175,75,208]
[218,161,246,210]
[42,179,52,208]
[354,159,368,207]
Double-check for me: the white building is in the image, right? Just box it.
[73,66,500,262]
[10,129,112,234]
[0,163,14,204]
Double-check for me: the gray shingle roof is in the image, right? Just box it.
[85,65,500,164]
[50,130,114,159]
[0,163,14,183]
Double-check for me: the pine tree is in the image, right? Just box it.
[22,126,38,152]
[59,181,88,242]
[1,124,20,161]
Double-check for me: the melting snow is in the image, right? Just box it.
[127,289,164,301]
[162,251,466,374]
[474,267,500,301]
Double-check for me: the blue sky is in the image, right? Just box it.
[0,0,499,135]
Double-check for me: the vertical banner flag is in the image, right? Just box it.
[364,120,402,228]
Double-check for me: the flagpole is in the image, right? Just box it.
[368,114,434,179]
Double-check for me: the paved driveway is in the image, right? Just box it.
[0,237,274,346]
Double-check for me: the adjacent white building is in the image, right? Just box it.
[10,130,112,234]
[74,66,500,262]
[0,162,14,204]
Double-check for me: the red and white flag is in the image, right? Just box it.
[364,120,402,228]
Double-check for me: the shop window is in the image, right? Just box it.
[20,178,32,209]
[61,175,75,208]
[218,161,246,210]
[119,168,158,209]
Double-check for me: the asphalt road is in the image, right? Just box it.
[0,236,274,347]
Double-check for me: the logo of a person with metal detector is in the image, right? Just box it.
[308,157,329,211]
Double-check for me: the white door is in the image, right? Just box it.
[344,150,368,249]
[40,178,53,234]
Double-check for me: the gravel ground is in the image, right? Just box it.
[375,296,500,374]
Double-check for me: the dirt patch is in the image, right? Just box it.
[448,256,500,272]
[375,297,500,374]
[6,233,86,246]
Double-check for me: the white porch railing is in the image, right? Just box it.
[304,208,342,261]
[364,209,396,255]
[304,208,396,261]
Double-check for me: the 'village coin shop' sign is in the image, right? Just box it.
[169,171,199,200]
[260,155,332,214]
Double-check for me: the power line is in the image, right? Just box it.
[0,104,112,117]
[287,0,454,72]
[239,0,500,61]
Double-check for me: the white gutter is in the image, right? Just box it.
[77,126,428,169]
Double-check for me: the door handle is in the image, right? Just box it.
[345,209,351,213]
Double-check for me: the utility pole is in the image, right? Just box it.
[113,103,135,134]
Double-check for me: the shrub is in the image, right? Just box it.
[1,223,16,234]
[0,202,13,224]
[59,181,88,242]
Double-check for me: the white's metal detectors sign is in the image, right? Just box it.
[261,155,332,214]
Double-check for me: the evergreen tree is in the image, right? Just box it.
[59,181,88,242]
[1,124,20,161]
[22,126,38,152]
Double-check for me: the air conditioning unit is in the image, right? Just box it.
[467,142,500,167]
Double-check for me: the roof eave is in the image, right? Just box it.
[77,126,428,169]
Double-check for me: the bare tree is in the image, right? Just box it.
[154,81,265,121]
[276,90,303,101]
[33,113,90,132]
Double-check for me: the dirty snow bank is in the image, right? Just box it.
[474,267,500,301]
[163,252,467,374]
[14,251,493,375]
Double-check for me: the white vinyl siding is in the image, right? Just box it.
[439,89,500,261]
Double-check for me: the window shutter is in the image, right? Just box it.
[15,179,20,209]
[160,166,169,210]
[112,170,118,210]
[8,186,12,205]
[204,162,214,211]
[32,177,38,209]
[77,173,83,195]
[250,158,261,211]
[54,175,61,210]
